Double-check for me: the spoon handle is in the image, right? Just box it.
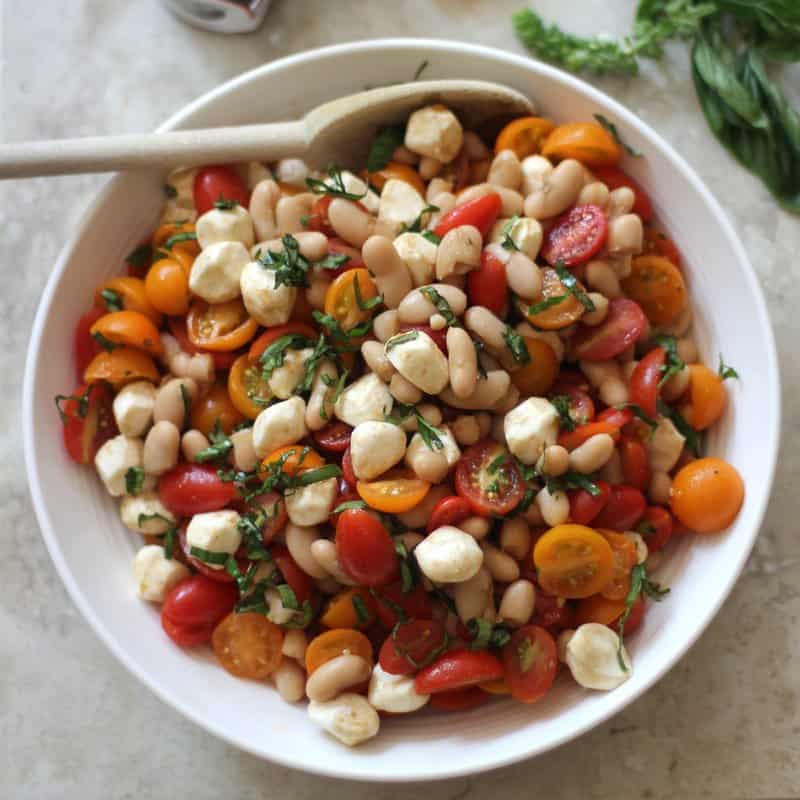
[0,121,306,178]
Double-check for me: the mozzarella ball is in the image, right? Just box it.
[268,347,314,399]
[334,373,393,427]
[336,170,379,214]
[240,260,297,326]
[188,241,249,303]
[196,205,255,250]
[415,525,484,583]
[404,426,460,483]
[112,380,156,437]
[404,105,464,164]
[350,421,407,480]
[185,509,242,568]
[393,232,438,287]
[94,435,144,497]
[285,477,338,527]
[274,157,309,187]
[504,397,559,465]
[368,665,430,713]
[489,216,543,260]
[378,178,427,233]
[385,330,449,394]
[119,491,175,534]
[132,545,189,603]
[566,623,632,690]
[252,396,308,458]
[308,692,380,747]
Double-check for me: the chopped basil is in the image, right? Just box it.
[315,252,350,270]
[295,334,341,396]
[487,451,508,474]
[400,204,440,235]
[551,395,576,432]
[422,230,442,245]
[617,563,669,669]
[325,368,350,408]
[385,330,419,351]
[554,260,596,311]
[501,215,522,251]
[194,422,233,463]
[528,294,567,316]
[179,382,192,421]
[394,540,418,594]
[54,386,92,423]
[333,499,368,514]
[312,310,373,340]
[257,234,314,289]
[366,126,405,173]
[306,164,367,201]
[416,414,445,451]
[353,272,383,311]
[276,583,300,610]
[503,326,532,365]
[718,354,739,380]
[419,286,460,327]
[467,618,512,650]
[547,471,601,496]
[352,594,371,624]
[621,402,659,433]
[259,332,314,380]
[593,113,642,157]
[124,242,152,270]
[163,231,197,250]
[213,197,240,210]
[100,288,123,312]
[137,513,177,558]
[657,399,701,455]
[653,334,685,387]
[237,510,273,561]
[189,546,229,565]
[91,330,119,352]
[413,59,430,81]
[292,464,343,488]
[163,184,178,198]
[225,557,256,594]
[283,600,314,629]
[125,467,145,495]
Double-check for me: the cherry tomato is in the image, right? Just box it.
[629,346,666,419]
[186,299,258,352]
[591,166,654,221]
[568,480,611,525]
[319,587,377,629]
[326,237,365,274]
[312,421,353,454]
[304,195,335,236]
[670,457,744,533]
[501,625,558,703]
[176,524,241,583]
[398,323,448,354]
[152,221,201,258]
[619,435,650,492]
[260,445,324,479]
[593,485,646,530]
[190,381,245,436]
[272,544,315,605]
[495,116,555,158]
[415,649,504,694]
[74,307,107,380]
[612,595,646,636]
[161,575,238,647]
[125,237,153,278]
[454,439,525,516]
[467,248,508,315]
[372,580,433,628]
[246,492,288,545]
[212,612,284,679]
[428,495,471,533]
[574,298,647,362]
[680,364,727,431]
[341,447,357,487]
[161,614,215,647]
[228,354,273,419]
[159,463,238,516]
[324,268,380,332]
[247,323,316,363]
[57,383,117,464]
[523,267,586,330]
[194,166,249,215]
[366,161,426,195]
[622,255,687,326]
[552,386,595,426]
[434,193,502,238]
[336,509,399,587]
[529,584,575,634]
[95,276,163,327]
[357,469,431,514]
[595,406,635,429]
[643,227,682,267]
[83,347,160,389]
[429,686,489,712]
[599,530,638,600]
[533,524,615,599]
[542,122,621,166]
[637,506,674,552]
[305,628,373,674]
[379,620,448,675]
[90,310,163,356]
[542,204,608,267]
[558,420,621,451]
[145,252,192,316]
[511,337,559,396]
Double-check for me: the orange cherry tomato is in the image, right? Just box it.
[145,254,192,316]
[324,268,379,332]
[94,276,163,326]
[643,227,682,268]
[260,445,324,478]
[305,628,374,674]
[511,337,559,396]
[366,161,426,196]
[357,469,431,513]
[83,347,159,388]
[190,381,245,435]
[227,354,273,419]
[671,457,744,534]
[621,255,687,326]
[558,420,621,451]
[479,677,511,695]
[151,221,200,257]
[573,593,628,627]
[680,364,727,431]
[319,587,377,630]
[186,299,258,352]
[598,530,638,601]
[211,612,283,679]
[523,267,586,330]
[542,122,622,166]
[494,116,556,158]
[90,310,163,356]
[533,524,615,599]
[248,323,317,364]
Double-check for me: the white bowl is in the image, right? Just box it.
[23,39,780,782]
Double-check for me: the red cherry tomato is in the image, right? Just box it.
[312,421,353,454]
[434,192,502,238]
[429,686,489,712]
[455,439,525,516]
[528,582,575,634]
[74,307,106,381]
[248,491,288,545]
[161,575,238,647]
[593,485,647,530]
[158,463,238,517]
[335,509,399,587]
[304,195,335,236]
[637,506,674,552]
[592,166,654,221]
[398,324,447,354]
[415,649,504,694]
[542,204,608,266]
[467,249,508,315]
[378,620,448,675]
[372,580,433,628]
[341,447,358,488]
[574,298,647,362]
[272,545,315,604]
[554,387,595,426]
[428,495,472,533]
[326,237,365,277]
[595,406,635,429]
[194,166,250,215]
[58,383,118,464]
[569,480,611,525]
[610,595,646,636]
[629,346,666,419]
[619,436,650,491]
[501,625,558,703]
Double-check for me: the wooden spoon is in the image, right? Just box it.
[0,80,534,179]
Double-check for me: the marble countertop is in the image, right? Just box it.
[3,2,798,798]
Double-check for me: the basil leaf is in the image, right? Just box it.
[419,286,460,327]
[528,294,567,316]
[284,600,314,629]
[554,260,595,311]
[276,583,300,611]
[718,354,739,380]
[413,59,430,81]
[125,467,145,495]
[657,399,702,456]
[353,272,383,311]
[100,289,123,312]
[163,231,197,250]
[306,164,367,201]
[352,594,371,624]
[594,113,642,157]
[617,563,669,669]
[501,215,521,251]
[400,204,440,234]
[91,330,119,352]
[551,395,576,432]
[422,230,442,245]
[189,546,229,565]
[385,330,419,351]
[503,326,532,365]
[367,126,405,173]
[125,242,152,269]
[332,499,368,514]
[214,197,240,210]
[292,464,343,488]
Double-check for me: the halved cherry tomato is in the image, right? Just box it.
[595,406,635,429]
[434,193,502,238]
[511,337,559,396]
[467,248,508,315]
[248,322,316,363]
[161,575,238,647]
[260,444,324,478]
[84,347,159,388]
[502,625,558,703]
[592,166,654,221]
[186,299,258,352]
[271,544,315,605]
[357,469,431,514]
[246,491,288,545]
[194,165,249,215]
[542,122,621,166]
[619,435,650,492]
[428,495,471,533]
[622,255,687,326]
[341,447,357,488]
[289,288,316,325]
[366,161,426,196]
[326,237,365,274]
[57,383,117,464]
[372,580,433,629]
[95,276,163,326]
[145,252,192,316]
[599,530,638,600]
[212,612,283,679]
[643,227,682,267]
[495,116,555,158]
[336,509,399,587]
[629,346,666,419]
[151,221,200,258]
[542,204,608,267]
[523,267,586,330]
[553,386,595,427]
[637,506,674,552]
[324,268,380,333]
[159,462,238,516]
[593,485,646,531]
[398,323,448,354]
[529,582,575,634]
[190,381,245,435]
[379,620,448,675]
[167,315,239,370]
[305,628,373,674]
[670,457,744,533]
[304,195,335,236]
[228,354,272,419]
[568,480,611,525]
[430,686,490,711]
[74,307,106,381]
[415,649,504,694]
[680,364,727,430]
[312,421,353,454]
[90,310,163,356]
[320,587,377,630]
[574,594,626,627]
[574,297,647,362]
[533,524,615,599]
[558,420,621,451]
[455,439,525,516]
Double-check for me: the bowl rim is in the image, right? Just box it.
[23,37,781,782]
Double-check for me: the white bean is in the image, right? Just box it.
[282,629,308,661]
[418,156,442,180]
[373,309,399,342]
[451,414,481,446]
[447,325,478,399]
[500,518,532,560]
[230,427,258,472]
[569,433,615,474]
[453,567,493,624]
[397,284,467,324]
[305,359,337,432]
[460,516,491,540]
[676,337,698,363]
[586,260,621,298]
[143,421,180,476]
[578,181,610,207]
[599,449,624,484]
[275,193,314,235]
[396,485,450,529]
[249,179,280,241]
[153,377,197,430]
[328,198,375,247]
[625,532,649,565]
[537,444,569,478]
[649,470,672,505]
[457,183,523,217]
[524,159,584,219]
[464,306,507,351]
[285,524,327,579]
[435,225,482,281]
[181,429,209,461]
[661,364,690,402]
[306,269,331,311]
[498,580,536,627]
[481,542,520,583]
[274,658,306,703]
[599,377,629,407]
[426,177,453,203]
[607,187,635,218]
[362,235,413,308]
[535,485,569,526]
[488,150,522,190]
[305,654,372,703]
[390,373,423,405]
[361,340,396,382]
[310,539,356,586]
[582,293,609,326]
[505,252,542,300]
[439,369,510,410]
[607,214,643,256]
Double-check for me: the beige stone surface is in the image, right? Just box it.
[1,1,798,798]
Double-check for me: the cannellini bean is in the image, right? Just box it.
[464,306,507,352]
[676,337,698,363]
[426,177,453,202]
[305,654,372,703]
[306,268,331,311]
[249,179,280,241]
[586,260,622,298]
[172,351,215,384]
[451,414,481,446]
[537,444,569,478]
[327,197,375,247]
[429,313,447,330]
[447,325,478,399]
[457,183,523,217]
[608,254,633,279]
[607,214,643,256]
[498,580,536,627]
[661,364,690,402]
[405,438,451,484]
[392,144,420,165]
[453,567,493,623]
[578,181,610,207]
[582,293,609,326]
[439,369,510,410]
[607,187,635,218]
[524,159,584,220]
[569,433,615,474]
[230,427,258,472]
[649,470,672,505]
[492,384,521,415]
[460,516,491,540]
[481,542,520,583]
[142,421,180,476]
[390,373,423,405]
[475,412,492,437]
[274,658,306,703]
[418,155,442,180]
[500,518,531,560]
[490,413,506,445]
[398,284,467,324]
[599,449,624,484]
[580,360,622,388]
[505,252,542,300]
[310,539,356,586]
[622,360,638,382]
[599,377,629,407]
[282,629,308,661]
[275,193,314,235]
[285,524,327,579]
[306,359,338,431]
[536,485,569,526]
[488,149,523,190]
[435,225,482,280]
[428,192,457,229]
[361,340,396,382]
[263,231,329,262]
[362,235,413,308]
[648,416,686,472]
[523,502,545,527]
[396,484,449,529]
[181,429,209,461]
[153,377,197,430]
[373,309,399,342]
[307,693,380,747]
